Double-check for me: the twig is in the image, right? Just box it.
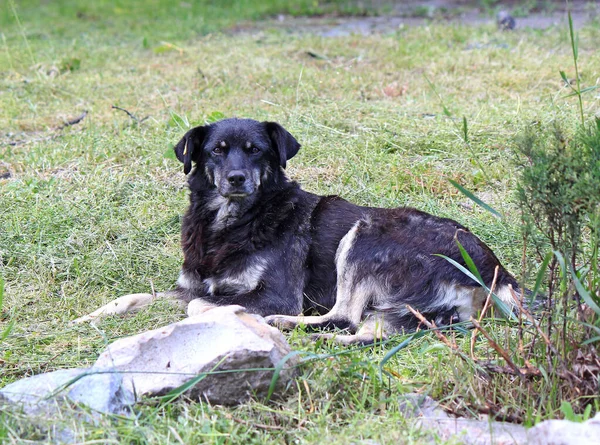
[4,110,87,146]
[55,110,88,130]
[471,265,499,358]
[478,361,540,378]
[406,305,484,377]
[111,105,149,124]
[470,317,525,379]
[406,304,456,349]
[508,285,562,360]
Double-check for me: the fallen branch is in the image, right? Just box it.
[470,318,525,380]
[509,285,561,359]
[55,110,88,130]
[471,265,499,358]
[111,105,149,124]
[478,360,541,377]
[406,304,456,349]
[4,110,88,146]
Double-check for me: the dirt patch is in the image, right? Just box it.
[234,1,598,36]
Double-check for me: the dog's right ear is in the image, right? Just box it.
[174,126,209,175]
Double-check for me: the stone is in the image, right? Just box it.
[527,413,600,445]
[0,368,133,416]
[398,393,528,445]
[93,305,298,405]
[0,367,134,443]
[497,11,516,30]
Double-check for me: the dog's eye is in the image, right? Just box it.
[212,146,223,155]
[250,146,261,154]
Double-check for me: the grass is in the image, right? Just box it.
[1,0,600,443]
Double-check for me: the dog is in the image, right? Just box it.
[75,118,521,344]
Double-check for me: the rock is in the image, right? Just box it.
[93,305,298,405]
[0,368,134,443]
[398,393,449,419]
[497,11,516,30]
[527,413,600,445]
[398,392,528,445]
[0,368,133,416]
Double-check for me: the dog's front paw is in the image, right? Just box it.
[264,314,301,331]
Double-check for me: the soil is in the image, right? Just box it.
[236,1,598,36]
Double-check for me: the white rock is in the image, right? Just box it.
[0,368,133,416]
[0,368,134,443]
[527,413,600,445]
[398,393,528,444]
[93,305,297,405]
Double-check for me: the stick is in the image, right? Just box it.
[508,285,561,359]
[56,110,88,130]
[5,111,88,146]
[470,317,525,379]
[471,265,499,358]
[111,105,149,124]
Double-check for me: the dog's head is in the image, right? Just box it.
[174,118,300,198]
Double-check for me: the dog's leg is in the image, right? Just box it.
[311,313,388,345]
[266,221,371,330]
[72,291,184,324]
[187,298,218,317]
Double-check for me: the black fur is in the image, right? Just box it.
[173,118,519,336]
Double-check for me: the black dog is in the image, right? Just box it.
[77,118,519,344]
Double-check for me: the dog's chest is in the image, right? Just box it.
[204,258,268,295]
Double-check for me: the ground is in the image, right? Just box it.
[1,1,599,443]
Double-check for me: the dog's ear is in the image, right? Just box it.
[264,122,301,169]
[174,125,209,175]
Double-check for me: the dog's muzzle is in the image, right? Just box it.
[218,170,257,198]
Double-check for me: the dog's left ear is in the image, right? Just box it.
[174,125,209,175]
[264,122,301,169]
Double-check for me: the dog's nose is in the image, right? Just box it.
[227,171,247,187]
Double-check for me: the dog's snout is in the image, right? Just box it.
[227,171,247,187]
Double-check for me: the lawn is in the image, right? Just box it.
[1,1,599,443]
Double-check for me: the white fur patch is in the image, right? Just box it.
[177,271,203,290]
[206,194,232,230]
[204,258,268,295]
[335,220,361,268]
[432,282,488,321]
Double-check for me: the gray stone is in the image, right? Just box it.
[93,305,298,405]
[527,413,600,445]
[0,367,134,443]
[418,417,528,445]
[497,11,516,30]
[0,367,133,416]
[398,393,528,445]
[398,393,449,419]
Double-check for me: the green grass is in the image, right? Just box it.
[1,0,600,443]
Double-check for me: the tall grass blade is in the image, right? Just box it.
[157,372,209,406]
[529,252,553,305]
[455,238,483,283]
[570,265,600,316]
[562,86,599,98]
[567,9,584,124]
[379,331,427,369]
[266,350,304,401]
[447,179,501,218]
